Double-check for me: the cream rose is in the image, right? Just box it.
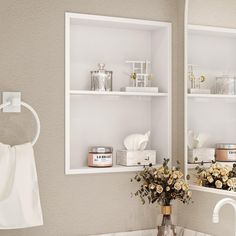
[215,180,223,189]
[182,183,189,191]
[212,170,220,177]
[173,172,178,179]
[207,175,214,183]
[222,175,228,182]
[156,185,163,194]
[174,181,182,191]
[227,179,234,187]
[176,171,183,178]
[149,183,156,190]
[167,178,173,185]
[220,168,229,176]
[208,167,214,173]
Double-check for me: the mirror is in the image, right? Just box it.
[184,0,236,195]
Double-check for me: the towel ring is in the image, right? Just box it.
[0,101,40,146]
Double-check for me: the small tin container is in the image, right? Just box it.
[91,63,112,91]
[215,143,236,162]
[88,146,113,167]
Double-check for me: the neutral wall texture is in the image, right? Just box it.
[177,1,236,236]
[4,1,236,236]
[0,1,184,235]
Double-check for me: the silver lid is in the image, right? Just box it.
[91,63,112,74]
[216,143,236,149]
[88,146,113,153]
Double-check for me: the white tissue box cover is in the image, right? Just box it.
[116,150,156,166]
[188,148,215,163]
[121,87,159,93]
[188,88,211,94]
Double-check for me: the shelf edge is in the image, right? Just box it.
[190,184,236,197]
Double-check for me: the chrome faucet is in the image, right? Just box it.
[212,198,236,236]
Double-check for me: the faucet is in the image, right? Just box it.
[212,198,236,236]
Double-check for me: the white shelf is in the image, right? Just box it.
[190,184,236,197]
[70,90,168,97]
[188,24,236,38]
[65,13,172,175]
[188,94,236,99]
[66,164,161,175]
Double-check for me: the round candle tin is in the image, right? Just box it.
[88,146,113,167]
[215,143,236,162]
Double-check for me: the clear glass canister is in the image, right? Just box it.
[215,76,236,95]
[91,63,112,91]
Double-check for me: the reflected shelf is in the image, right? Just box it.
[190,184,236,197]
[188,94,236,99]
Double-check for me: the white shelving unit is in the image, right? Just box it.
[65,13,172,175]
[185,24,236,195]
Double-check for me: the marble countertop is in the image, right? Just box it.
[92,228,212,236]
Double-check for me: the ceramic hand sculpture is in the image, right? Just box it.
[188,130,209,149]
[124,131,150,151]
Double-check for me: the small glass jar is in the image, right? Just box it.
[215,76,236,95]
[88,146,113,167]
[91,63,112,91]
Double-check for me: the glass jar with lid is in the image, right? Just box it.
[215,75,236,95]
[91,63,112,91]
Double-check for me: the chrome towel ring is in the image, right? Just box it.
[0,100,40,146]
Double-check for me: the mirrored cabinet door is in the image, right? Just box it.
[184,12,236,196]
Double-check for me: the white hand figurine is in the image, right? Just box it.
[188,130,199,149]
[188,130,209,149]
[124,131,150,151]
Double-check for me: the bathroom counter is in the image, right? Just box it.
[92,228,212,236]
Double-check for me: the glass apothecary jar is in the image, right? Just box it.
[91,63,113,91]
[215,76,236,95]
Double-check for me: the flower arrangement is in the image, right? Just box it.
[131,159,192,206]
[195,161,236,191]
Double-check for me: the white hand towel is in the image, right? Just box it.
[0,143,15,201]
[0,142,43,229]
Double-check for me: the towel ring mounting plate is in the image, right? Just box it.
[0,93,40,146]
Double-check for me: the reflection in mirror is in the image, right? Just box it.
[185,6,236,194]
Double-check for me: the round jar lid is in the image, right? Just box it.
[88,146,113,153]
[216,143,236,149]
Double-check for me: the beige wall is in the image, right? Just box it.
[0,1,183,235]
[2,1,236,236]
[177,1,236,236]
